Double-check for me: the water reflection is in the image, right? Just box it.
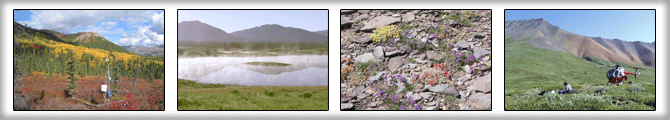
[178,55,328,86]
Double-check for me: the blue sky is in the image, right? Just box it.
[505,10,655,43]
[178,10,328,32]
[14,10,165,47]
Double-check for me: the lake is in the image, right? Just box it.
[178,55,327,86]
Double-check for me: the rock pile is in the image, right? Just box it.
[341,10,492,110]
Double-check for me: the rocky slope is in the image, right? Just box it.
[340,10,492,110]
[505,18,655,67]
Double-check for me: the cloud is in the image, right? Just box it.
[101,21,118,29]
[24,10,155,34]
[150,12,165,34]
[22,10,165,47]
[117,11,164,46]
[118,26,164,47]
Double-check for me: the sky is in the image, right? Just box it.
[14,10,165,47]
[505,10,655,43]
[178,10,328,32]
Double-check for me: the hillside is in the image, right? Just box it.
[13,22,74,45]
[590,37,655,67]
[229,24,328,42]
[314,30,328,37]
[504,38,655,110]
[36,29,134,54]
[504,18,655,67]
[178,20,242,42]
[13,21,164,80]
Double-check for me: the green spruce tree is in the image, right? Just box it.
[110,51,120,94]
[66,57,78,99]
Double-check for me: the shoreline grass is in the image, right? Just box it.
[177,79,327,110]
[178,41,328,57]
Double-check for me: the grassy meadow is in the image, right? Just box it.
[504,38,655,110]
[177,79,328,110]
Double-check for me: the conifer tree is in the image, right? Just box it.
[66,57,78,99]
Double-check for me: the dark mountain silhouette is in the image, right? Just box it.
[229,24,328,42]
[178,20,242,42]
[505,18,655,67]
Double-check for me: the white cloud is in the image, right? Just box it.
[118,26,164,47]
[24,10,155,34]
[101,21,118,29]
[22,10,164,47]
[86,23,125,35]
[150,12,165,34]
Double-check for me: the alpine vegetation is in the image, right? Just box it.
[504,10,655,110]
[341,10,492,110]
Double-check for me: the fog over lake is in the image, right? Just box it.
[178,55,327,86]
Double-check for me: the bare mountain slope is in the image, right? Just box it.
[314,30,328,37]
[229,24,327,42]
[178,20,242,42]
[505,18,655,67]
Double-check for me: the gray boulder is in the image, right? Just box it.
[473,47,490,59]
[455,41,470,49]
[354,53,375,62]
[373,46,384,58]
[361,16,401,31]
[354,13,370,21]
[469,74,491,93]
[341,17,353,27]
[388,57,407,70]
[402,13,415,22]
[426,51,444,61]
[341,103,354,110]
[466,93,491,110]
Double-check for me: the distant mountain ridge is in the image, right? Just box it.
[178,20,242,42]
[505,18,655,67]
[314,30,328,37]
[122,45,165,57]
[178,21,327,43]
[230,24,327,42]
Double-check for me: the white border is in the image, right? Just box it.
[1,0,667,119]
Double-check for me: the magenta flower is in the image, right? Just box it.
[391,94,400,102]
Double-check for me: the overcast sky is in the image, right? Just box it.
[15,10,165,47]
[178,10,328,32]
